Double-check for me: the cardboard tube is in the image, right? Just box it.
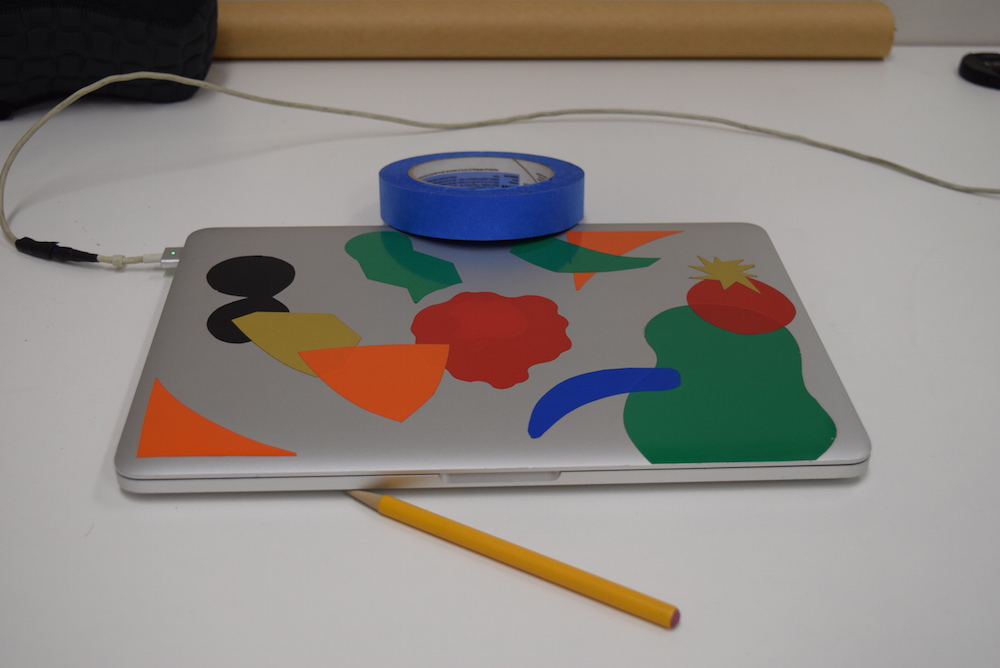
[215,1,895,60]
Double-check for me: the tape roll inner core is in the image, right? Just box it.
[408,156,555,189]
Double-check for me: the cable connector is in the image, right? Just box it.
[15,237,99,263]
[160,247,182,268]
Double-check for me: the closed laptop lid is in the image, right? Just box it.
[115,223,869,493]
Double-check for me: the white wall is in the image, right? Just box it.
[664,0,1000,45]
[674,0,1000,45]
[825,0,999,45]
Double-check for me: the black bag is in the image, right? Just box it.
[0,0,216,118]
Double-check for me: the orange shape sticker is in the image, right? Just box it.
[233,312,361,375]
[566,229,682,289]
[300,344,450,422]
[138,379,296,457]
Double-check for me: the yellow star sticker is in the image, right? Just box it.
[689,256,760,292]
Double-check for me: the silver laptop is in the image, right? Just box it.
[115,223,869,493]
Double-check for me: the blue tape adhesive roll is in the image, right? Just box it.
[379,152,584,241]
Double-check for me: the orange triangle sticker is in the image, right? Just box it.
[300,344,449,422]
[137,379,296,457]
[573,272,596,290]
[566,230,682,289]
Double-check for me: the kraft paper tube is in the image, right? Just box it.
[215,1,895,60]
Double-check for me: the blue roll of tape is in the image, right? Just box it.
[379,152,584,241]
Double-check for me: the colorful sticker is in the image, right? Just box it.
[138,379,296,457]
[565,230,682,289]
[233,312,361,375]
[623,306,835,463]
[206,256,295,343]
[411,292,571,389]
[528,367,682,438]
[345,231,461,302]
[510,237,659,275]
[687,256,796,334]
[300,344,450,421]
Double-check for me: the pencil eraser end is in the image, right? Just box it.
[671,608,681,628]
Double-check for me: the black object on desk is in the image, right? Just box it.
[0,0,216,119]
[959,53,1000,90]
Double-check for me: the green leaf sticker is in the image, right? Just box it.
[345,231,461,302]
[510,237,659,273]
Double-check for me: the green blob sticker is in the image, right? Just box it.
[345,231,462,302]
[624,306,836,463]
[510,237,659,273]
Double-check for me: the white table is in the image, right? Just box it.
[2,46,998,667]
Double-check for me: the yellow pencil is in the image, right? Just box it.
[347,490,680,629]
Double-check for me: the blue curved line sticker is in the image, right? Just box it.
[528,367,681,438]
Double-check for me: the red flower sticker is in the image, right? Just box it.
[411,292,572,389]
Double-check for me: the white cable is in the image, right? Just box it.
[2,71,998,269]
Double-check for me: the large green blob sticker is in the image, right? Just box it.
[623,306,836,463]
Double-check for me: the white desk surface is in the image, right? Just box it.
[2,46,998,667]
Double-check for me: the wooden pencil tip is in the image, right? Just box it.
[346,490,383,510]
